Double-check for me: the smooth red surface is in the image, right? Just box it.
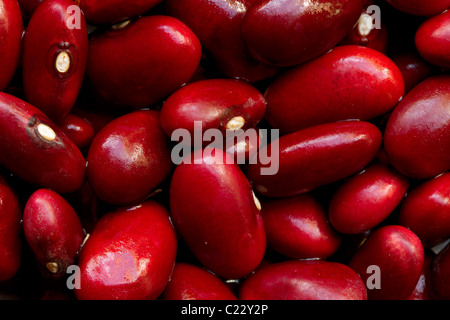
[161,263,237,300]
[247,121,382,198]
[79,0,162,24]
[416,10,450,69]
[328,163,409,234]
[86,110,173,206]
[165,0,279,82]
[169,149,266,279]
[431,243,450,300]
[23,189,85,278]
[0,93,86,194]
[75,201,177,300]
[57,113,95,150]
[391,51,433,93]
[384,75,450,179]
[261,194,342,259]
[0,175,21,282]
[86,15,201,109]
[408,255,433,300]
[399,173,450,248]
[0,0,23,91]
[241,0,363,67]
[384,0,450,16]
[265,46,404,133]
[160,79,266,137]
[22,0,88,121]
[239,260,367,300]
[348,225,425,300]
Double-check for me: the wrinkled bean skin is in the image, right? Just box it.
[391,51,433,93]
[0,93,86,194]
[241,0,363,67]
[416,10,450,69]
[75,201,177,300]
[22,0,88,122]
[170,149,266,279]
[86,15,201,109]
[79,0,162,25]
[0,0,23,92]
[165,0,279,83]
[261,194,342,259]
[0,175,21,282]
[247,121,382,198]
[384,76,450,179]
[160,79,266,138]
[161,263,238,300]
[398,173,450,248]
[328,163,409,234]
[264,46,404,133]
[384,0,450,16]
[23,189,85,279]
[348,225,425,300]
[431,243,450,300]
[239,260,367,300]
[86,110,173,206]
[57,113,96,151]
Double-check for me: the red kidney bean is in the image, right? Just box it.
[78,0,162,25]
[224,129,262,166]
[161,263,238,300]
[165,0,279,83]
[398,173,450,247]
[86,110,173,206]
[160,79,266,138]
[23,189,85,279]
[86,15,201,109]
[21,0,88,122]
[416,10,450,69]
[348,225,425,300]
[264,45,404,133]
[0,0,23,92]
[75,201,177,300]
[57,113,95,151]
[17,0,45,20]
[384,75,450,179]
[241,0,362,67]
[390,51,433,93]
[261,194,342,260]
[328,163,409,234]
[0,174,21,282]
[384,0,450,16]
[247,120,382,198]
[407,255,433,300]
[170,148,266,279]
[0,93,86,194]
[430,242,450,300]
[239,260,367,300]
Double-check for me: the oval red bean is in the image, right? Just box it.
[1,0,450,302]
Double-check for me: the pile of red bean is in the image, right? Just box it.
[1,0,450,301]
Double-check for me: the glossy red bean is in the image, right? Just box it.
[398,173,450,248]
[79,0,162,25]
[384,76,450,179]
[247,121,382,198]
[239,260,367,300]
[264,46,404,133]
[384,0,450,16]
[21,0,88,122]
[57,113,95,150]
[161,263,238,300]
[75,201,177,300]
[86,15,201,109]
[23,189,85,279]
[0,93,86,194]
[160,79,266,138]
[170,148,266,279]
[241,0,362,67]
[390,51,433,93]
[416,10,450,69]
[430,242,450,300]
[407,255,433,300]
[224,129,262,165]
[261,194,342,259]
[86,110,173,206]
[348,225,425,300]
[0,0,23,92]
[328,163,409,234]
[165,0,279,83]
[0,175,21,282]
